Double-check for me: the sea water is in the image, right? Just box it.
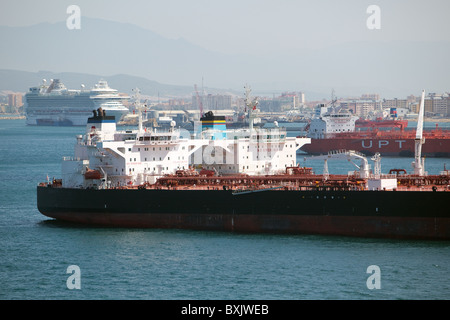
[0,120,449,300]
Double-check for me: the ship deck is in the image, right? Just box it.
[324,129,450,140]
[42,173,450,192]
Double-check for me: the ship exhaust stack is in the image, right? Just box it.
[413,90,426,176]
[87,108,116,137]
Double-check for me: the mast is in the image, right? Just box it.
[194,84,204,118]
[331,89,336,109]
[133,88,143,133]
[413,90,426,176]
[244,84,258,131]
[371,152,381,178]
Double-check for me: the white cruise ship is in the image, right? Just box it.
[25,79,130,126]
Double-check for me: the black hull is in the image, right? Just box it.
[37,186,450,240]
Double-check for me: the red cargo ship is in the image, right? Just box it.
[300,107,450,157]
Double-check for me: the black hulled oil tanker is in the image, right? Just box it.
[37,90,450,240]
[38,179,450,239]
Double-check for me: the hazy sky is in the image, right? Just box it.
[1,0,450,55]
[1,0,449,97]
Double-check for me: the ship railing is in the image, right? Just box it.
[369,174,397,179]
[232,185,284,195]
[94,151,108,158]
[249,129,287,143]
[62,156,82,161]
[135,138,180,146]
[395,186,450,192]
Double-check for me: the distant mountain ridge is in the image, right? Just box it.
[0,69,200,97]
[0,69,324,101]
[0,17,230,93]
[1,17,449,99]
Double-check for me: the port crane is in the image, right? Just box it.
[412,90,426,176]
[310,150,371,180]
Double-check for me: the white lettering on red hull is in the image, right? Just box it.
[362,140,407,149]
[378,140,389,148]
[395,140,406,148]
[362,140,373,148]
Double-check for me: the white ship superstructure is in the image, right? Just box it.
[60,88,311,189]
[62,108,207,188]
[308,104,359,139]
[195,118,308,176]
[193,86,310,176]
[25,79,129,126]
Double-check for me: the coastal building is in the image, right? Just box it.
[8,93,23,108]
[192,94,232,111]
[429,93,448,116]
[382,98,408,109]
[339,99,381,118]
[257,92,305,112]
